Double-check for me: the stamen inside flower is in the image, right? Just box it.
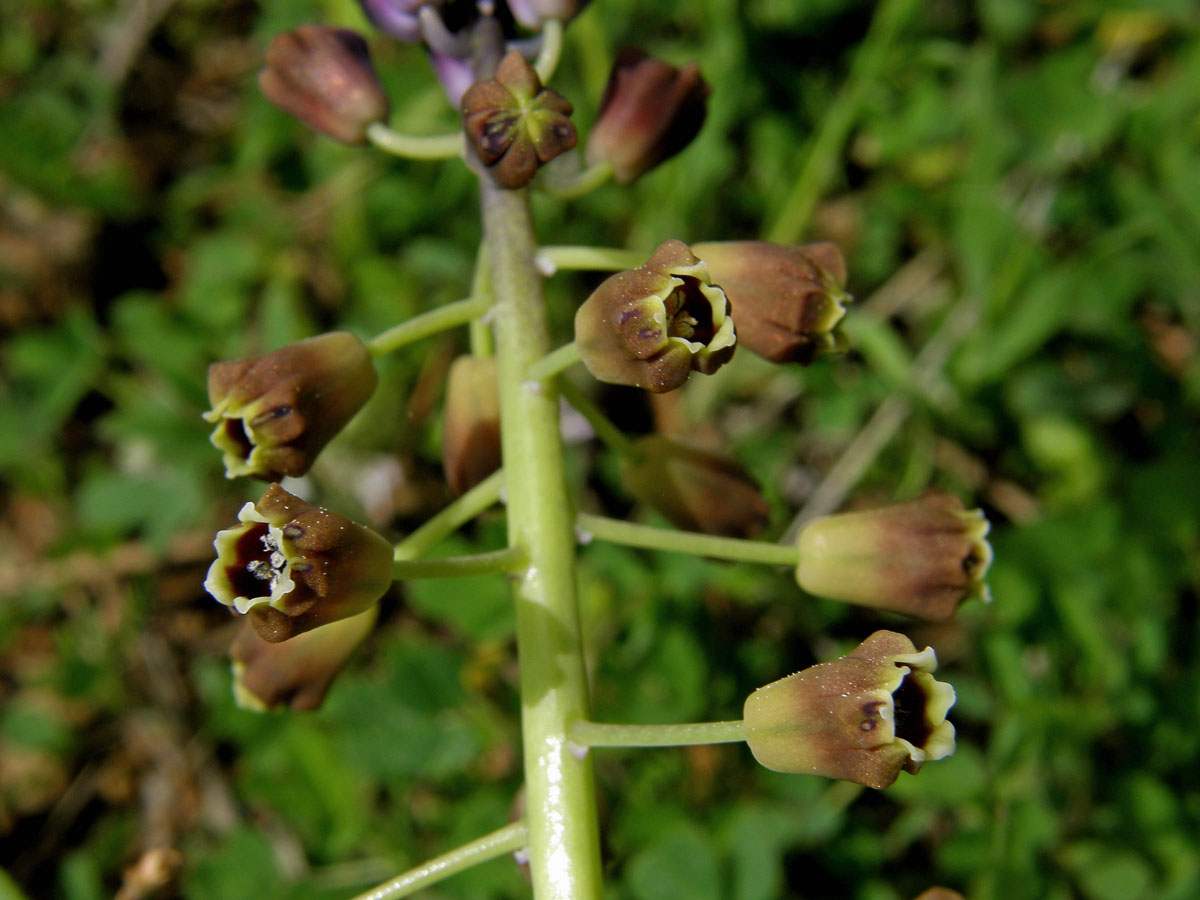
[664,276,716,344]
[224,522,291,604]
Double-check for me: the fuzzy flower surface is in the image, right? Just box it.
[574,239,736,392]
[205,484,393,643]
[743,630,956,789]
[795,490,992,621]
[621,435,768,538]
[691,240,851,364]
[230,606,377,711]
[205,332,377,481]
[586,46,709,184]
[461,49,577,189]
[259,25,389,144]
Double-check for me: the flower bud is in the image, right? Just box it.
[913,890,966,900]
[462,50,577,189]
[621,435,768,538]
[205,484,393,643]
[259,26,389,144]
[743,630,956,789]
[357,0,440,43]
[691,241,851,365]
[586,47,709,184]
[205,332,378,481]
[795,491,992,622]
[574,240,736,392]
[507,0,592,30]
[230,606,377,711]
[442,355,503,495]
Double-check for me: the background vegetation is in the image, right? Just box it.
[2,0,1199,898]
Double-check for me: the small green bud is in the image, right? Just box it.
[462,50,577,189]
[574,240,736,392]
[743,630,956,789]
[442,355,502,495]
[258,25,389,144]
[230,606,377,712]
[622,435,768,538]
[205,332,377,481]
[205,484,393,643]
[690,241,850,365]
[586,47,709,184]
[795,491,992,621]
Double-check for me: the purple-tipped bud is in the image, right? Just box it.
[205,332,378,482]
[357,0,440,42]
[621,435,768,538]
[691,241,851,365]
[507,0,592,30]
[586,47,709,184]
[230,606,377,711]
[205,484,394,643]
[259,26,389,144]
[743,630,956,789]
[574,240,736,393]
[442,355,502,495]
[795,491,993,622]
[461,50,577,189]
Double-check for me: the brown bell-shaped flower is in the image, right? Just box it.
[574,240,736,393]
[205,332,378,481]
[691,241,851,364]
[743,630,956,789]
[259,25,390,144]
[462,50,577,189]
[205,484,394,643]
[442,355,502,495]
[621,435,768,538]
[230,605,377,711]
[586,47,709,184]
[794,490,992,622]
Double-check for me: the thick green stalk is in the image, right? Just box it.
[481,181,602,900]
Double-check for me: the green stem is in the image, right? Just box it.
[766,0,915,245]
[535,244,642,275]
[469,243,495,357]
[349,821,528,900]
[392,470,505,562]
[392,547,527,580]
[481,180,602,900]
[367,296,491,357]
[576,512,799,567]
[534,18,564,84]
[526,342,582,381]
[366,122,464,160]
[557,379,640,459]
[572,719,745,748]
[540,162,614,200]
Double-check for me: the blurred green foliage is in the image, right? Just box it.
[2,0,1200,899]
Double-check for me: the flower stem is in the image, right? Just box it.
[392,470,504,562]
[366,122,464,160]
[539,162,614,200]
[392,547,528,580]
[481,179,602,900]
[367,296,491,357]
[571,719,745,748]
[557,379,641,459]
[534,18,564,84]
[525,342,582,381]
[576,512,798,567]
[349,821,527,900]
[535,244,642,274]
